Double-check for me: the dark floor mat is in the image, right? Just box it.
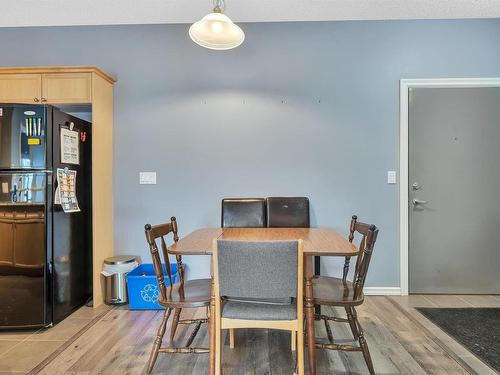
[416,307,500,372]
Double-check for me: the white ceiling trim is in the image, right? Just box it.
[1,0,499,28]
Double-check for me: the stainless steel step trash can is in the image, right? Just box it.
[102,256,139,305]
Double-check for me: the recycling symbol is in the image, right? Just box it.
[140,284,159,303]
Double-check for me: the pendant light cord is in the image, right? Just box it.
[213,0,225,13]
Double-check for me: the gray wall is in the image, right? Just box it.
[0,20,499,286]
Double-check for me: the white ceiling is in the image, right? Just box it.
[1,0,500,27]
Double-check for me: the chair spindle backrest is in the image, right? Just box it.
[342,215,358,282]
[144,216,181,301]
[349,218,378,300]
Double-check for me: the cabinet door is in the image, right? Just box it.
[13,220,44,269]
[0,74,42,104]
[42,73,92,104]
[0,221,13,266]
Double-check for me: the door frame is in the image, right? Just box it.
[399,78,500,295]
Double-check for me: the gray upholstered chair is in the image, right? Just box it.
[222,197,293,349]
[213,240,304,374]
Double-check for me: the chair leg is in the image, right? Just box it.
[185,321,202,348]
[353,309,374,375]
[229,329,235,349]
[297,328,304,375]
[291,331,296,351]
[215,321,222,375]
[170,308,182,344]
[345,307,360,339]
[359,334,375,375]
[147,308,172,374]
[323,317,334,344]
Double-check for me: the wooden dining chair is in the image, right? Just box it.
[213,239,304,375]
[144,217,211,374]
[221,198,267,228]
[312,215,379,375]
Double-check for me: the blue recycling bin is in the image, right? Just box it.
[126,263,180,310]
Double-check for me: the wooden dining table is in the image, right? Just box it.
[169,227,359,375]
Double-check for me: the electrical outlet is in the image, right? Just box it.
[139,172,156,185]
[387,171,397,184]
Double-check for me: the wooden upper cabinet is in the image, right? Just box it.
[0,74,42,104]
[0,67,114,105]
[0,72,92,104]
[42,73,92,104]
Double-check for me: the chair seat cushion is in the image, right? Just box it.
[224,297,292,305]
[158,278,211,308]
[312,276,364,306]
[222,300,297,320]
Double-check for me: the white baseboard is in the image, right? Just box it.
[363,287,402,295]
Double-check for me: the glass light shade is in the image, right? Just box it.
[189,12,245,50]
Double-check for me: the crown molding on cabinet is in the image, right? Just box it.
[0,66,116,85]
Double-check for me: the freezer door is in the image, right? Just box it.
[51,109,92,323]
[0,104,46,169]
[0,172,49,328]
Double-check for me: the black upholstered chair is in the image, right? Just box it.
[266,197,310,228]
[266,197,320,304]
[221,198,266,228]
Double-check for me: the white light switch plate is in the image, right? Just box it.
[139,172,156,185]
[387,171,397,184]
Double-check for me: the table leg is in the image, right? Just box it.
[314,256,321,316]
[314,256,321,276]
[209,276,215,375]
[305,256,316,375]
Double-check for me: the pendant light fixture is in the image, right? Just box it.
[189,0,245,50]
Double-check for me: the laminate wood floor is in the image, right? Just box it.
[0,295,498,374]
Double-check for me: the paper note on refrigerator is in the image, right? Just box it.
[60,128,80,165]
[54,185,61,204]
[56,168,80,213]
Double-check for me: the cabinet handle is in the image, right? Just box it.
[33,98,40,102]
[41,98,47,103]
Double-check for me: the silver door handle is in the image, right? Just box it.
[412,198,428,205]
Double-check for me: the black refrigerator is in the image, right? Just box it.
[0,104,92,329]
